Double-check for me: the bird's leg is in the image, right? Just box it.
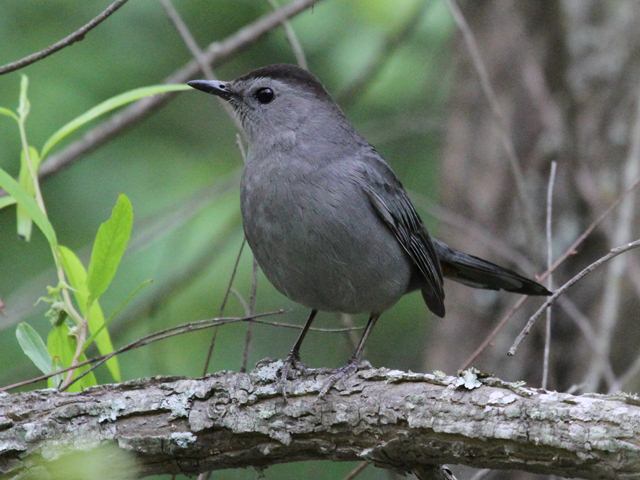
[319,313,380,397]
[278,309,318,395]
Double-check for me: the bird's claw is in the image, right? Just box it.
[318,359,362,398]
[277,352,306,399]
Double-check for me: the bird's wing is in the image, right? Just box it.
[352,155,445,316]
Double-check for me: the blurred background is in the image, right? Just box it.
[1,1,639,479]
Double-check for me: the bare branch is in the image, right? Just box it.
[0,0,129,75]
[338,0,429,105]
[460,295,527,369]
[160,0,214,79]
[583,89,640,391]
[509,239,640,356]
[202,239,246,375]
[460,175,640,369]
[542,161,557,389]
[240,257,259,373]
[37,0,322,181]
[446,0,538,244]
[266,0,308,69]
[1,311,284,392]
[343,462,369,480]
[557,297,616,389]
[160,0,241,132]
[2,364,639,478]
[410,190,537,274]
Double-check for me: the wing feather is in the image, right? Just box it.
[353,158,445,315]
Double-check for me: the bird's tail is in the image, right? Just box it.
[433,239,551,296]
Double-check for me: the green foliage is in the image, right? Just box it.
[0,3,451,477]
[40,84,190,159]
[0,77,181,390]
[0,196,16,209]
[58,246,121,382]
[15,322,52,375]
[0,167,57,246]
[87,194,133,308]
[0,106,19,121]
[47,323,97,392]
[21,443,139,480]
[17,146,41,240]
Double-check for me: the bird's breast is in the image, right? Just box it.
[240,155,414,314]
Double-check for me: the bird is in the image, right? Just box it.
[187,64,550,393]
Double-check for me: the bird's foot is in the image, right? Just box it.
[319,358,368,398]
[277,351,306,399]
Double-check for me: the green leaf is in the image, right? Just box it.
[0,106,18,122]
[0,196,16,210]
[16,146,42,241]
[84,278,153,350]
[87,194,133,307]
[58,246,121,382]
[58,246,90,299]
[16,322,52,375]
[40,83,190,159]
[47,323,97,392]
[18,75,30,120]
[0,167,57,247]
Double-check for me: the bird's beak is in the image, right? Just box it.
[187,79,236,101]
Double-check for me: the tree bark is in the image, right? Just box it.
[2,362,639,479]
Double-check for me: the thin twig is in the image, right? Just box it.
[445,0,538,245]
[343,462,369,480]
[249,319,363,333]
[339,313,360,351]
[583,90,640,391]
[557,297,616,388]
[201,239,246,375]
[265,0,308,69]
[338,0,429,105]
[160,0,214,79]
[626,255,640,297]
[240,257,259,373]
[542,161,557,389]
[116,214,240,336]
[160,0,240,130]
[508,239,640,356]
[611,352,640,393]
[460,175,640,369]
[64,310,286,391]
[201,136,248,376]
[0,0,129,75]
[411,190,536,273]
[2,310,358,393]
[459,296,527,369]
[35,0,321,181]
[547,177,640,275]
[230,288,250,315]
[235,134,248,163]
[1,310,285,392]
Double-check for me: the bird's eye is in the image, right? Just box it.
[254,87,274,104]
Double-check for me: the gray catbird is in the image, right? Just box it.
[188,64,550,389]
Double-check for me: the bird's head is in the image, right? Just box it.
[188,64,344,146]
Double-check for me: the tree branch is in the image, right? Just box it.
[1,362,639,479]
[37,0,321,181]
[0,0,129,75]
